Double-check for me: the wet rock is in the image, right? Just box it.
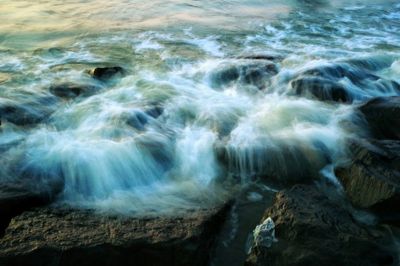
[358,96,400,140]
[246,185,396,266]
[145,105,163,119]
[0,180,63,236]
[216,141,330,185]
[0,204,230,266]
[237,54,284,62]
[335,139,400,224]
[291,60,400,103]
[290,76,352,103]
[125,110,149,131]
[125,106,163,131]
[49,82,102,99]
[0,96,57,126]
[88,66,125,81]
[211,60,278,90]
[302,62,379,84]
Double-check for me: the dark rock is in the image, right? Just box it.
[210,60,278,90]
[335,139,400,224]
[290,76,352,103]
[237,54,284,62]
[0,96,57,126]
[0,204,230,266]
[125,106,163,131]
[291,60,400,103]
[302,62,379,84]
[358,96,400,140]
[125,110,149,131]
[216,141,330,185]
[145,106,163,119]
[89,66,125,81]
[246,185,397,266]
[0,180,63,236]
[49,83,101,99]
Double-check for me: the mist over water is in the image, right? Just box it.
[0,0,399,214]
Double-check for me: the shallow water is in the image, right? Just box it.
[0,0,399,214]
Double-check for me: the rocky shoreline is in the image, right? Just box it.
[1,59,400,265]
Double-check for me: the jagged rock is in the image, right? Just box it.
[335,139,400,224]
[246,185,396,266]
[88,66,125,81]
[0,204,230,266]
[358,96,400,140]
[49,83,102,99]
[210,60,278,89]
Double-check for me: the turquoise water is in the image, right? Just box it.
[0,0,399,214]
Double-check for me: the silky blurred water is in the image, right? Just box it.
[0,0,399,214]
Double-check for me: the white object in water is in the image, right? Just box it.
[253,217,278,248]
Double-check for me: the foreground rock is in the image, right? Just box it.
[0,204,230,266]
[335,139,400,224]
[358,96,400,140]
[246,185,396,266]
[0,181,62,236]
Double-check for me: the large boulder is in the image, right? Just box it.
[0,204,230,266]
[246,185,396,266]
[335,139,400,224]
[358,96,400,140]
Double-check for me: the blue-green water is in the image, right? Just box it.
[0,0,399,214]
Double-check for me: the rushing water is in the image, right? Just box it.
[0,0,399,214]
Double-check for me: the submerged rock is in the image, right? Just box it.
[0,204,230,266]
[49,82,102,99]
[88,66,125,81]
[210,60,278,90]
[246,185,396,266]
[290,60,400,103]
[0,96,57,126]
[125,106,163,131]
[335,139,400,224]
[216,141,330,185]
[290,76,352,103]
[358,96,400,140]
[237,54,284,62]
